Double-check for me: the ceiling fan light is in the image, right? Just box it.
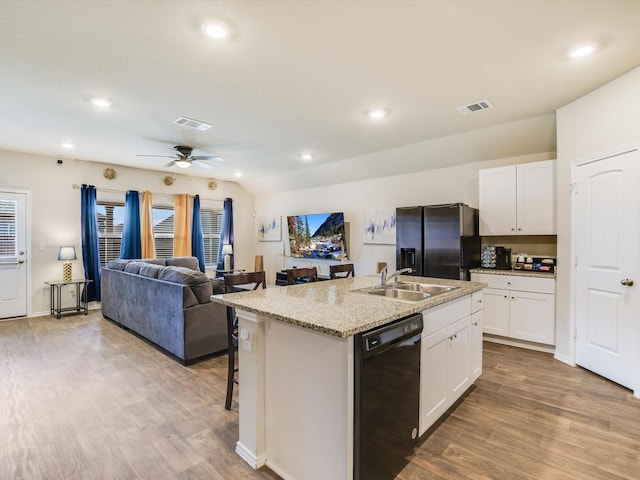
[174,159,191,168]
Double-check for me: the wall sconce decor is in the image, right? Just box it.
[164,176,175,186]
[103,168,116,180]
[58,246,77,282]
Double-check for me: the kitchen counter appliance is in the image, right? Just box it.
[354,313,423,480]
[396,203,480,280]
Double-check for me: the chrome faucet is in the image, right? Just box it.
[380,267,412,287]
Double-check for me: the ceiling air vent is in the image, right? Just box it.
[173,116,212,131]
[457,100,493,115]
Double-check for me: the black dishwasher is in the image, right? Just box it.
[354,313,423,480]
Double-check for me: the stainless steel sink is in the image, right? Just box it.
[365,288,430,301]
[394,282,458,295]
[351,282,458,302]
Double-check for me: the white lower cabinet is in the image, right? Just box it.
[471,273,556,346]
[419,294,482,436]
[470,310,483,381]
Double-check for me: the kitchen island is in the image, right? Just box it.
[212,274,485,480]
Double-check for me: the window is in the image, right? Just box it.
[201,208,223,267]
[96,202,124,267]
[0,200,17,257]
[96,200,222,267]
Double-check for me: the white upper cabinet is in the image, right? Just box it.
[479,160,557,235]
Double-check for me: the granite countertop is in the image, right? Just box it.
[211,275,484,338]
[469,268,557,279]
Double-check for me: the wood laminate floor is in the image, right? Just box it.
[1,312,639,479]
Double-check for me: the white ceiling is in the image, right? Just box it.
[1,1,640,195]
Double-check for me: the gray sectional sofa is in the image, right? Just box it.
[101,256,227,364]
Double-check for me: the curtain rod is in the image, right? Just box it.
[71,184,224,200]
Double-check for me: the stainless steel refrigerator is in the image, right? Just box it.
[396,203,480,280]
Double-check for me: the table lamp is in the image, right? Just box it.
[222,244,233,271]
[58,246,76,282]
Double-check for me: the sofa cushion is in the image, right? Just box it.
[124,261,147,274]
[139,258,166,266]
[106,259,132,271]
[139,263,165,279]
[165,256,199,270]
[211,279,225,295]
[158,266,213,304]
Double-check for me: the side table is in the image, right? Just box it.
[45,279,93,319]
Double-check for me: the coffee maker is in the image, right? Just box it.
[495,246,512,270]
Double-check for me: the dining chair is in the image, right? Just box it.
[223,270,266,410]
[286,266,318,285]
[329,263,355,279]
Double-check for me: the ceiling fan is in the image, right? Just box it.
[137,145,224,169]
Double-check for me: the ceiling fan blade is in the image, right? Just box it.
[163,160,177,167]
[136,154,177,159]
[191,155,224,162]
[193,160,215,169]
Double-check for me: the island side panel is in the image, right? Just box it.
[265,319,354,480]
[236,310,267,468]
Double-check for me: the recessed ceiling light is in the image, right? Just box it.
[234,172,242,178]
[202,22,229,39]
[61,142,74,149]
[367,109,388,120]
[569,44,596,59]
[301,153,313,161]
[90,97,112,108]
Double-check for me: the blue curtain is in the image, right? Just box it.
[80,184,101,302]
[216,197,234,271]
[191,194,206,272]
[120,190,142,259]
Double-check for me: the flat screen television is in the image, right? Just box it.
[287,212,347,260]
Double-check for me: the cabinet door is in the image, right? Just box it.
[470,311,483,382]
[419,326,451,436]
[482,288,510,336]
[471,290,483,313]
[509,291,555,344]
[449,317,471,398]
[479,165,516,235]
[516,160,557,235]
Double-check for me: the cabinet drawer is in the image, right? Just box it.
[471,273,555,294]
[422,295,471,337]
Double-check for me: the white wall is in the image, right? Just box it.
[255,152,555,283]
[0,149,255,317]
[555,65,640,364]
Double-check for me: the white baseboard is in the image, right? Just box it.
[553,352,574,366]
[483,334,555,354]
[236,441,266,469]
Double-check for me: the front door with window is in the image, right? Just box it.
[0,190,28,319]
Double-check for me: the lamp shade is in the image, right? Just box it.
[58,246,77,261]
[222,244,233,255]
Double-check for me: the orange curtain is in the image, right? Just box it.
[141,191,155,258]
[173,194,191,256]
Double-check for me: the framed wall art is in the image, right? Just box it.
[363,209,396,244]
[257,215,282,241]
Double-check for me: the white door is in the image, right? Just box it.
[575,149,639,390]
[0,190,28,319]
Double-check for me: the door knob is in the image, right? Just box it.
[621,278,634,286]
